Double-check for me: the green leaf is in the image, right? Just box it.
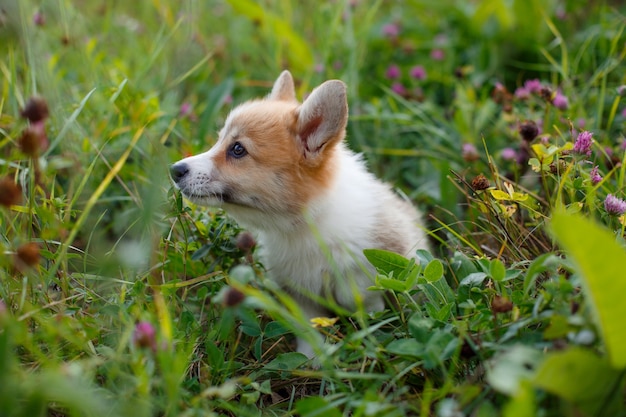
[460,272,488,287]
[296,397,342,417]
[543,315,570,340]
[386,339,424,358]
[489,259,506,282]
[408,314,434,343]
[503,380,536,417]
[533,348,623,416]
[263,352,309,372]
[264,321,290,338]
[364,249,409,276]
[550,211,626,368]
[238,308,261,337]
[523,253,560,295]
[423,259,444,282]
[375,275,408,292]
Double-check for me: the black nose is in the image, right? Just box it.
[170,162,189,183]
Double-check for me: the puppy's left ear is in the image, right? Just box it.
[296,80,348,162]
[269,70,297,102]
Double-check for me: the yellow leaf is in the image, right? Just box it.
[511,192,529,202]
[310,317,338,328]
[490,189,511,201]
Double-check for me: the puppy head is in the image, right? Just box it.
[170,71,348,223]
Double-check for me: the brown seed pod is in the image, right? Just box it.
[224,287,245,307]
[236,231,256,252]
[0,177,22,207]
[18,123,46,156]
[20,97,49,123]
[491,295,513,314]
[471,174,490,191]
[519,121,539,142]
[16,242,40,267]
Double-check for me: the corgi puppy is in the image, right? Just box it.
[170,71,429,357]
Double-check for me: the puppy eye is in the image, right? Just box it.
[229,142,247,158]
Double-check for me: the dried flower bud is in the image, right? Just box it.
[0,177,22,207]
[540,86,553,102]
[471,174,490,191]
[235,231,256,252]
[548,160,567,175]
[491,295,513,314]
[16,242,40,267]
[224,287,245,307]
[519,121,539,142]
[491,82,509,104]
[20,97,49,123]
[18,122,48,156]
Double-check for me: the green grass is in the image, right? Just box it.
[1,0,626,416]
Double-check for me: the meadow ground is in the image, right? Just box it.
[1,1,626,416]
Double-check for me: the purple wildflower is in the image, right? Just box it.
[314,63,325,73]
[616,85,626,97]
[409,65,427,80]
[573,131,594,156]
[524,79,543,94]
[382,23,400,38]
[501,147,517,161]
[391,82,406,96]
[604,194,626,216]
[514,87,530,100]
[430,49,445,61]
[179,102,192,117]
[462,143,479,162]
[33,11,45,26]
[590,166,603,185]
[552,91,569,110]
[385,64,401,80]
[622,107,626,118]
[0,299,6,326]
[576,118,586,129]
[133,321,157,351]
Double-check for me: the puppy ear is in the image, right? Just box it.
[269,70,297,102]
[296,80,348,161]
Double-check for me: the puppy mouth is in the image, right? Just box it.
[182,190,232,204]
[180,187,247,208]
